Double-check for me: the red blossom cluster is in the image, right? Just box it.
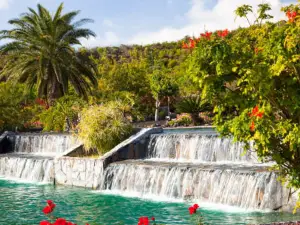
[249,106,264,132]
[200,31,213,40]
[40,200,89,225]
[36,98,49,109]
[182,29,230,49]
[217,29,229,38]
[286,10,297,22]
[182,38,196,49]
[137,216,155,225]
[188,203,199,215]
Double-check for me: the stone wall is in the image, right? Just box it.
[54,128,163,188]
[54,157,103,189]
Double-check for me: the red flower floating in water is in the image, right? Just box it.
[151,217,155,221]
[286,10,297,22]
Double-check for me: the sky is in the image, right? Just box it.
[0,0,296,48]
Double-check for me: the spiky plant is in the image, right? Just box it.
[0,3,97,101]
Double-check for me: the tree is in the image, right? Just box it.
[0,3,97,102]
[148,65,179,123]
[0,82,33,131]
[188,3,300,202]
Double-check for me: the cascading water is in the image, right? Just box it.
[146,133,258,163]
[14,133,81,155]
[0,133,79,182]
[100,131,283,211]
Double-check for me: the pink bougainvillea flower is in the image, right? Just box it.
[40,221,52,225]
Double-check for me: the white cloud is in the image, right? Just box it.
[128,0,293,45]
[80,31,120,48]
[102,19,114,27]
[0,0,12,9]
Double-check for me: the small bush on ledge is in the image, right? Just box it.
[77,101,133,155]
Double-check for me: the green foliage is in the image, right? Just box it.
[167,116,193,127]
[38,95,85,132]
[188,2,300,200]
[77,101,133,154]
[0,82,33,131]
[87,42,190,121]
[176,96,211,114]
[235,3,273,26]
[0,3,97,101]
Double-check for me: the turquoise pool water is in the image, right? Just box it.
[0,179,299,225]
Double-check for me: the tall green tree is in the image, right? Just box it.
[0,3,97,102]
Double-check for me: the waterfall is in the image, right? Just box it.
[147,133,258,163]
[0,155,54,182]
[102,161,282,210]
[98,131,284,210]
[13,133,80,155]
[0,133,79,182]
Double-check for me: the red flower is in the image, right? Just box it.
[40,221,52,225]
[53,218,67,225]
[250,106,264,118]
[189,206,196,215]
[182,42,189,49]
[193,204,199,210]
[286,10,297,22]
[138,217,149,225]
[200,31,212,40]
[250,121,255,132]
[251,106,259,116]
[189,38,195,49]
[151,217,155,221]
[42,205,53,214]
[217,29,229,38]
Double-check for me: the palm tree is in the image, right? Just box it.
[0,3,98,101]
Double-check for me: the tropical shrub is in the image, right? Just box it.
[37,95,85,132]
[187,2,300,203]
[0,82,34,131]
[0,3,97,101]
[176,96,211,124]
[77,101,133,154]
